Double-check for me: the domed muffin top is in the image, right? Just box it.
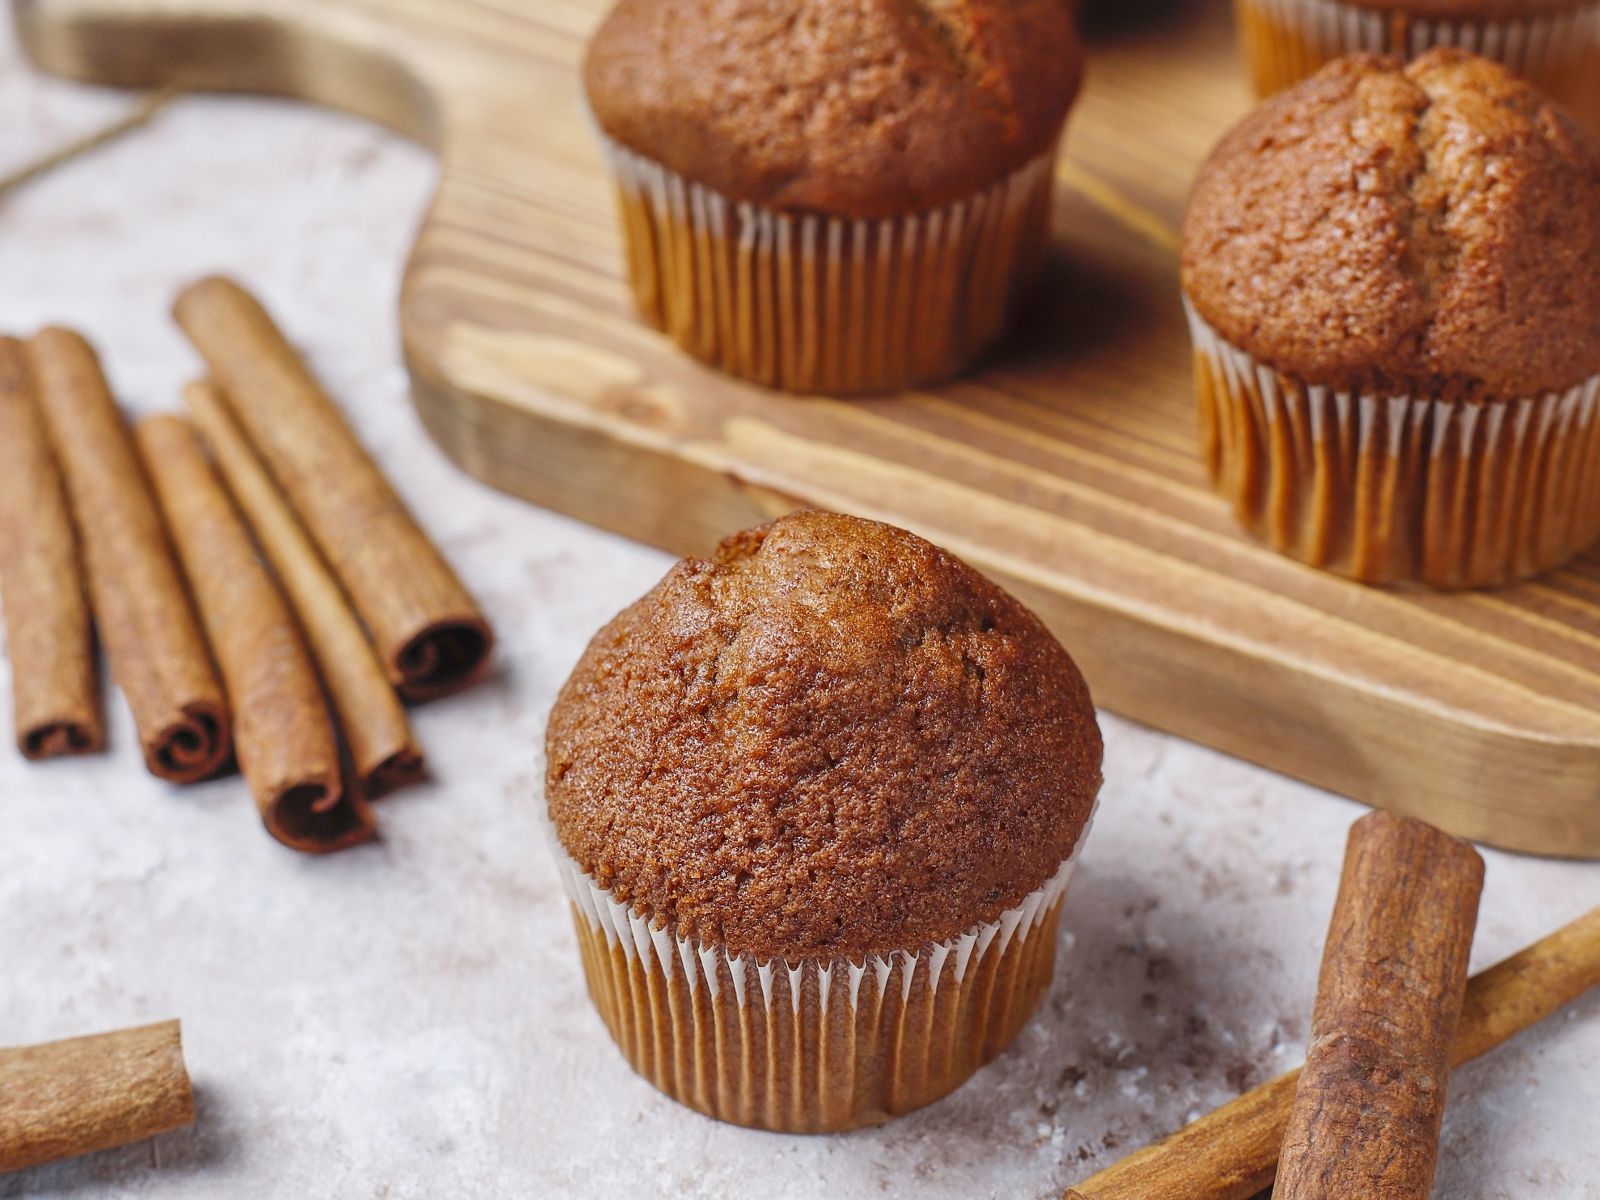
[545,511,1102,962]
[1181,50,1600,401]
[583,0,1083,219]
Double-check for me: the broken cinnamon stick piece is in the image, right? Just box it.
[1064,833,1582,1200]
[183,380,423,796]
[136,415,374,853]
[26,328,228,782]
[1274,812,1483,1200]
[172,277,492,701]
[0,336,102,759]
[0,1020,194,1173]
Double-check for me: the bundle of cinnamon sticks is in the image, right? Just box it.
[0,278,493,853]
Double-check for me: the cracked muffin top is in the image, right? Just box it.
[583,0,1083,218]
[1181,50,1600,401]
[545,511,1102,962]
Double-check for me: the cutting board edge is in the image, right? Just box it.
[17,0,1600,860]
[406,351,1600,860]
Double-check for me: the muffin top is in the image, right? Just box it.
[1182,50,1600,401]
[546,511,1102,962]
[584,0,1083,218]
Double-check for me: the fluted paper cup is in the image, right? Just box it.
[1235,0,1600,123]
[1187,300,1600,587]
[601,137,1060,394]
[546,814,1091,1133]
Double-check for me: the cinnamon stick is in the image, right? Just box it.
[0,336,102,758]
[172,277,492,700]
[0,1020,194,1172]
[136,415,374,853]
[26,328,228,782]
[1274,812,1483,1199]
[184,380,423,796]
[1063,851,1600,1200]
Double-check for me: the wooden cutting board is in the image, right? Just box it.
[17,0,1600,857]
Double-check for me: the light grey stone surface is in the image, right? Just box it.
[1,22,1597,1200]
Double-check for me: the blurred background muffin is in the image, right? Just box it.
[1236,0,1600,127]
[1181,50,1600,588]
[583,0,1084,394]
[544,511,1103,1131]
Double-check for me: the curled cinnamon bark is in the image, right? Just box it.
[26,328,227,782]
[184,380,423,796]
[0,336,102,759]
[136,415,374,853]
[1275,812,1483,1200]
[0,1020,194,1173]
[1063,905,1600,1200]
[172,277,492,700]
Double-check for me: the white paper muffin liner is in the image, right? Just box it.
[601,135,1059,394]
[545,811,1091,1132]
[1186,300,1600,587]
[1236,0,1600,112]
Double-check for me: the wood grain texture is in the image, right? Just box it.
[1274,812,1484,1200]
[15,0,1600,854]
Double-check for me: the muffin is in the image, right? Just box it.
[1235,0,1600,126]
[583,0,1084,394]
[1181,51,1600,588]
[544,511,1103,1131]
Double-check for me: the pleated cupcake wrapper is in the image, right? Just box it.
[1186,300,1600,587]
[1235,0,1600,110]
[602,136,1059,393]
[546,814,1090,1132]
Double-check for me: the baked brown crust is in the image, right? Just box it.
[1181,50,1600,401]
[583,0,1083,218]
[546,511,1102,962]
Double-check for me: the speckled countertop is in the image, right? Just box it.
[2,18,1598,1200]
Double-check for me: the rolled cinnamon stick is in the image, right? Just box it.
[172,277,492,701]
[26,328,228,782]
[1275,812,1483,1199]
[0,1020,194,1173]
[184,380,423,796]
[0,336,102,758]
[136,415,374,853]
[1066,835,1585,1200]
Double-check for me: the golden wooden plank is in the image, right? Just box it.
[16,0,1600,855]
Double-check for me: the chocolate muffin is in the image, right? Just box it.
[583,0,1084,393]
[1235,0,1600,129]
[1182,50,1600,587]
[545,511,1102,1131]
